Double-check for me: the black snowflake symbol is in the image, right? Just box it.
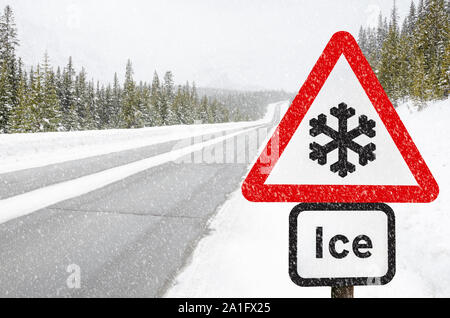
[309,102,376,178]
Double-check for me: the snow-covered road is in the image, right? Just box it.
[0,101,285,297]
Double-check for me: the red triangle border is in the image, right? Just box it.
[242,31,439,203]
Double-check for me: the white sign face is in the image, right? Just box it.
[265,57,418,186]
[289,203,395,287]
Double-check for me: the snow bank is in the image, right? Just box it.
[0,102,286,174]
[166,98,450,298]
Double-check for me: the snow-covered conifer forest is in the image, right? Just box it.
[0,5,290,134]
[357,0,448,108]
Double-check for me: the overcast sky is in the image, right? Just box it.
[0,0,412,91]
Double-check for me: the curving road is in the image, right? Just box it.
[0,103,282,297]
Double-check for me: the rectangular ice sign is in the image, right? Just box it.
[289,203,395,287]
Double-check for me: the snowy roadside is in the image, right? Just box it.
[0,102,282,174]
[0,101,287,225]
[166,99,450,298]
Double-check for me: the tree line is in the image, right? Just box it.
[358,0,449,108]
[198,87,291,122]
[0,5,263,134]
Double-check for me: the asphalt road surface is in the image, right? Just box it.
[0,106,280,297]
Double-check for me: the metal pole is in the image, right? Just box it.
[331,286,354,298]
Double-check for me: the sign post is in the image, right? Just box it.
[289,203,396,297]
[331,287,353,299]
[242,31,438,298]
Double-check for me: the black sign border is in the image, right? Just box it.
[289,203,396,287]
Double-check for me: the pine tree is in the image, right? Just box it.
[411,50,428,108]
[137,81,146,127]
[163,71,175,102]
[441,39,450,97]
[161,71,174,125]
[184,81,198,124]
[407,1,417,34]
[366,27,378,69]
[0,5,19,132]
[74,67,88,129]
[180,81,192,124]
[198,96,209,123]
[168,86,183,125]
[399,1,418,97]
[150,71,163,126]
[61,57,77,130]
[0,60,10,131]
[55,66,63,102]
[222,104,230,123]
[417,0,425,21]
[109,72,122,128]
[102,84,114,128]
[120,60,141,128]
[398,30,410,100]
[358,27,368,57]
[40,52,61,131]
[9,66,31,132]
[375,13,388,69]
[379,1,401,105]
[138,82,152,127]
[27,65,45,132]
[96,82,110,129]
[176,83,203,124]
[134,82,148,127]
[207,98,218,124]
[424,0,449,98]
[418,0,435,99]
[84,80,96,129]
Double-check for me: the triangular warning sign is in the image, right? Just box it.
[242,31,439,203]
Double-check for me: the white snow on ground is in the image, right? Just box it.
[0,114,275,174]
[166,98,450,298]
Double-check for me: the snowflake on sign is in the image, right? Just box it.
[309,102,376,178]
